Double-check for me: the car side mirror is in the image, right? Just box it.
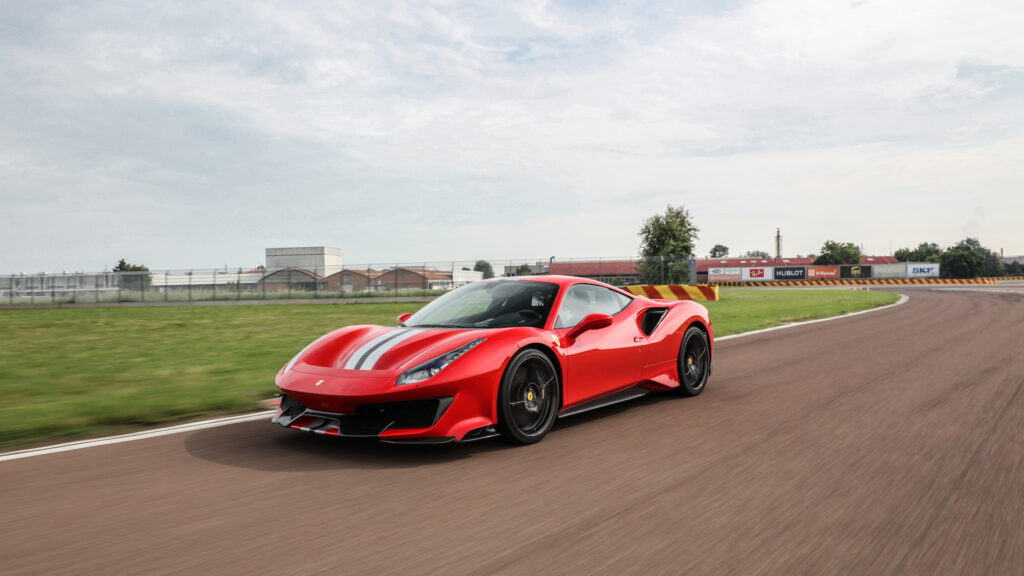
[397,313,412,325]
[566,313,613,340]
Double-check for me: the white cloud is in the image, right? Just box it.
[1,0,1022,271]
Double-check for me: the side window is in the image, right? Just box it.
[554,284,633,328]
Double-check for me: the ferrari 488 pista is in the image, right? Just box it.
[274,275,712,444]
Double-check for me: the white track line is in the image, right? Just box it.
[0,411,274,462]
[717,293,909,342]
[1,294,909,462]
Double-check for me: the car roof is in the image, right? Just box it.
[490,275,635,297]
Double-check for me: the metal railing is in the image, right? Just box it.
[0,257,670,307]
[7,256,971,307]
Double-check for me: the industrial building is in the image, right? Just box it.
[0,272,119,297]
[374,267,482,291]
[265,246,343,277]
[323,269,384,293]
[257,267,323,293]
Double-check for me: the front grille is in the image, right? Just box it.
[350,397,454,433]
[277,395,453,436]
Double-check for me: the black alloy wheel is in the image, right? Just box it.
[496,349,560,445]
[676,326,710,396]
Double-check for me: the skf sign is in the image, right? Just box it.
[907,264,940,278]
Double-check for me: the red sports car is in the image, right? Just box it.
[274,275,713,445]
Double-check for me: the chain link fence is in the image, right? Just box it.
[0,257,699,307]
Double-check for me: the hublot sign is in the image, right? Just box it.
[774,266,806,280]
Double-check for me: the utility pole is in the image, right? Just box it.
[775,228,782,260]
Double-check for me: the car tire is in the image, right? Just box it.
[675,325,710,396]
[496,349,560,445]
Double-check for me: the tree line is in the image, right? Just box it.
[634,205,1020,280]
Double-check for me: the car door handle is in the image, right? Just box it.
[634,336,644,342]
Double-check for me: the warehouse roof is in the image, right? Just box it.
[547,261,638,276]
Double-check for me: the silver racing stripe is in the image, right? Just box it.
[356,328,424,370]
[343,329,398,369]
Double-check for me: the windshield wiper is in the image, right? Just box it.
[409,323,466,329]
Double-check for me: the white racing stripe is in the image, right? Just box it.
[358,328,423,369]
[342,328,397,369]
[0,411,274,462]
[343,327,424,370]
[1,295,909,462]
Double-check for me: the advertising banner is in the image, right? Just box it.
[840,265,872,279]
[708,267,741,282]
[741,267,773,281]
[773,266,807,280]
[806,266,839,279]
[907,263,940,278]
[872,263,907,279]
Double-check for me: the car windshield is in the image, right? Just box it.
[405,280,559,329]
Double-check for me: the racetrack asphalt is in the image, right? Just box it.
[2,287,1022,575]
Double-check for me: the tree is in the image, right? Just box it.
[953,238,1004,277]
[473,259,495,279]
[940,240,985,278]
[742,250,770,259]
[813,241,862,265]
[514,263,534,276]
[637,204,699,284]
[113,258,151,291]
[980,251,1003,277]
[709,244,729,258]
[894,242,942,263]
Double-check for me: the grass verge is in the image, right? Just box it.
[704,288,900,336]
[0,289,899,448]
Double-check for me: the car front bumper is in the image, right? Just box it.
[274,361,504,442]
[273,394,460,442]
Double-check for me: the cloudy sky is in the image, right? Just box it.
[1,0,1022,272]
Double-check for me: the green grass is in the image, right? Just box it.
[1,288,452,306]
[0,303,427,448]
[0,289,899,448]
[704,288,900,336]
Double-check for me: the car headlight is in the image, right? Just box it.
[396,339,486,386]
